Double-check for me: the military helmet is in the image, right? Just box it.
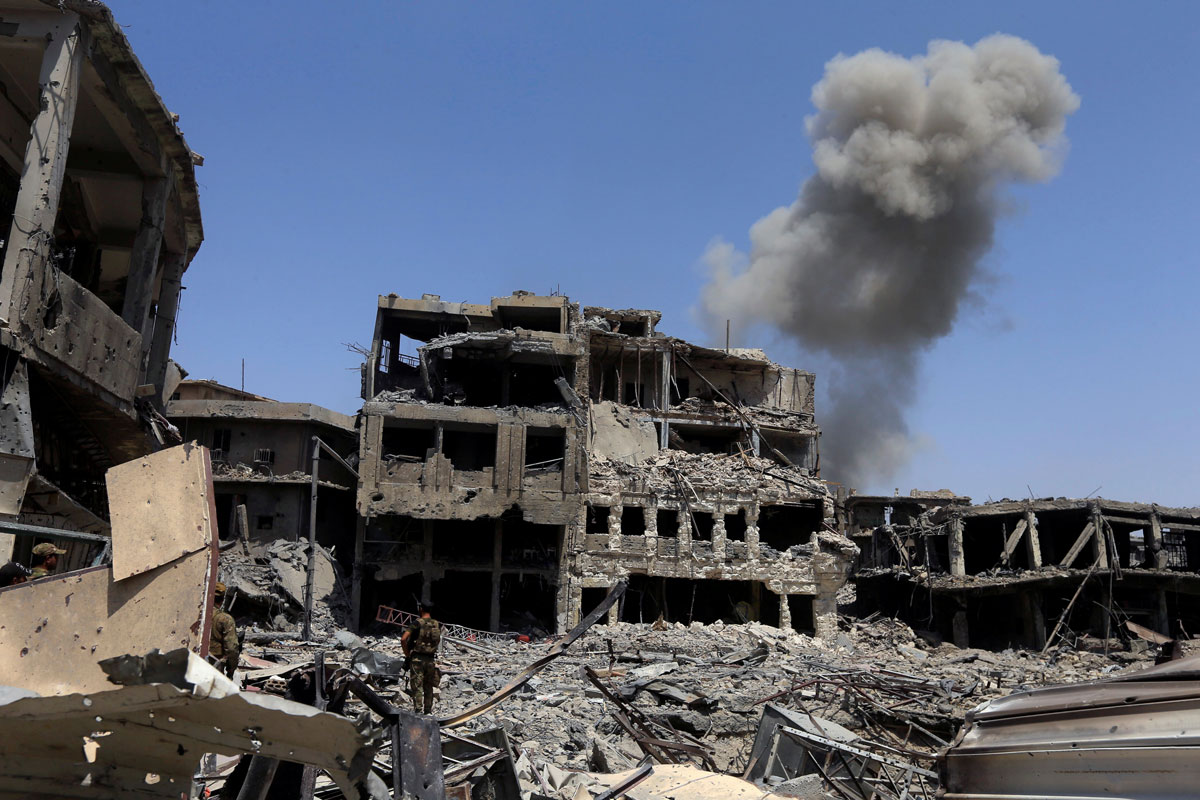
[32,543,66,558]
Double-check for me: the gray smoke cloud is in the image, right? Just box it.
[701,35,1079,488]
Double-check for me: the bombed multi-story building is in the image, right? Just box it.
[167,379,358,551]
[0,2,202,564]
[353,292,856,637]
[851,492,1200,650]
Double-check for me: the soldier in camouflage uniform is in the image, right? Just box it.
[29,543,65,579]
[401,602,441,714]
[209,582,240,679]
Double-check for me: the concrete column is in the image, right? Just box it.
[565,580,582,630]
[711,507,727,560]
[813,590,836,640]
[122,177,171,346]
[0,15,84,326]
[146,251,186,400]
[1154,588,1169,637]
[607,502,621,550]
[1024,507,1043,569]
[952,606,970,648]
[778,592,792,630]
[948,514,966,576]
[607,586,620,625]
[1148,509,1168,570]
[1089,502,1109,569]
[644,504,657,557]
[489,520,503,631]
[677,507,691,557]
[1021,591,1046,649]
[745,504,760,562]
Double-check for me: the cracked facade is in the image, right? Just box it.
[353,292,856,638]
[850,491,1200,649]
[0,1,202,568]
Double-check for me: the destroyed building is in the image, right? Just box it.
[0,1,203,567]
[167,379,358,552]
[354,292,855,637]
[851,492,1200,650]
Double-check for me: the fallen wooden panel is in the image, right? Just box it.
[0,649,384,800]
[107,442,215,581]
[0,546,215,695]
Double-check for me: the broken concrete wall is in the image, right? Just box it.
[0,443,218,694]
[589,400,659,464]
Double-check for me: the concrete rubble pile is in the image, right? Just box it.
[219,538,352,636]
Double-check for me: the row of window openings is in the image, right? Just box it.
[586,507,747,540]
[382,427,565,472]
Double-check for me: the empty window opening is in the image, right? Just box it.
[253,448,274,466]
[379,339,392,374]
[615,320,645,336]
[499,573,557,635]
[510,360,572,407]
[256,515,273,530]
[439,356,503,406]
[212,428,231,455]
[500,517,561,569]
[499,306,563,333]
[623,381,648,407]
[430,518,495,564]
[691,512,714,541]
[758,504,822,552]
[656,509,679,538]
[725,509,748,541]
[787,595,816,634]
[442,426,497,471]
[1032,510,1093,567]
[526,428,566,471]
[669,425,744,455]
[670,377,690,405]
[431,569,491,631]
[382,424,435,462]
[963,514,1027,574]
[621,506,646,537]
[581,587,612,619]
[1162,531,1189,568]
[619,575,770,625]
[586,505,610,535]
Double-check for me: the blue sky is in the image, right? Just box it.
[117,2,1200,504]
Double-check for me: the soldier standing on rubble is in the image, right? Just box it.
[210,582,240,679]
[29,543,65,579]
[401,602,442,714]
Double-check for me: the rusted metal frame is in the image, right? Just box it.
[1042,565,1097,653]
[593,763,654,800]
[586,667,681,764]
[808,746,858,800]
[442,749,506,784]
[439,580,627,728]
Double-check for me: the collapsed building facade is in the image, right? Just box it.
[850,492,1200,650]
[0,1,202,566]
[353,292,856,637]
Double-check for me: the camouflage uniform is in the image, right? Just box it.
[406,616,441,714]
[210,583,240,678]
[29,567,49,580]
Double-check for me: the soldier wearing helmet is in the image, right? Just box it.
[29,542,65,580]
[209,582,240,679]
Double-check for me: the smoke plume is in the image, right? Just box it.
[701,35,1079,488]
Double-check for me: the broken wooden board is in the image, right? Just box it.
[106,442,215,581]
[0,547,215,695]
